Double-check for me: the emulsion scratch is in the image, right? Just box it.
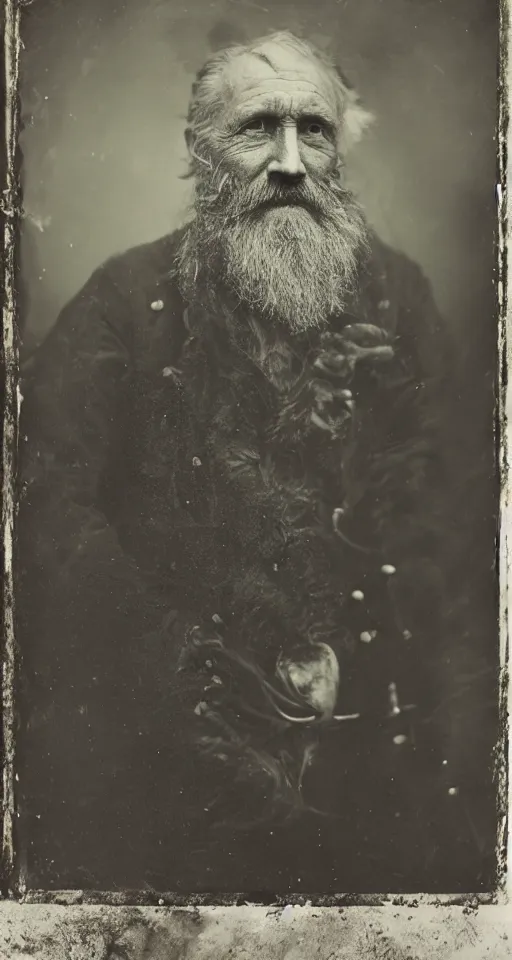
[497,0,510,901]
[2,0,22,895]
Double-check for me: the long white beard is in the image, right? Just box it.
[177,170,369,333]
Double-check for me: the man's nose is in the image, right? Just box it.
[267,124,306,182]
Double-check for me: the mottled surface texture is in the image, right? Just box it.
[1,0,506,954]
[9,0,503,923]
[15,0,499,896]
[1,904,512,959]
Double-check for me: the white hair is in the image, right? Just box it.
[185,31,374,170]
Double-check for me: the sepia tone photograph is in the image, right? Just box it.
[4,0,503,911]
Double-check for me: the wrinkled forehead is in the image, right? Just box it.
[217,44,342,122]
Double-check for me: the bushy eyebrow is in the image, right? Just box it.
[228,97,338,131]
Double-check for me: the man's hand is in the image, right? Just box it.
[314,323,395,380]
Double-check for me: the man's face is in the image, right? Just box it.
[179,42,368,332]
[213,49,340,192]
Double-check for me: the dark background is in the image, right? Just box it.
[16,0,500,891]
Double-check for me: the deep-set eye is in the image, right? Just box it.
[243,118,265,132]
[300,117,333,140]
[303,120,328,137]
[240,116,273,134]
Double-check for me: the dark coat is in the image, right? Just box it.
[15,228,493,895]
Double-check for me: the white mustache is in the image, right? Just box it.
[196,170,351,220]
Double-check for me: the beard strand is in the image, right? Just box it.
[176,169,369,334]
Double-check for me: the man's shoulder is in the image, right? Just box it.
[32,230,188,365]
[367,231,430,293]
[98,228,186,295]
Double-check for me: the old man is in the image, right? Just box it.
[17,32,479,894]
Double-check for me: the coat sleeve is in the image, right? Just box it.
[20,264,133,576]
[358,255,455,636]
[17,262,197,753]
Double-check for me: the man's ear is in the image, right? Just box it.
[184,126,213,170]
[185,126,194,157]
